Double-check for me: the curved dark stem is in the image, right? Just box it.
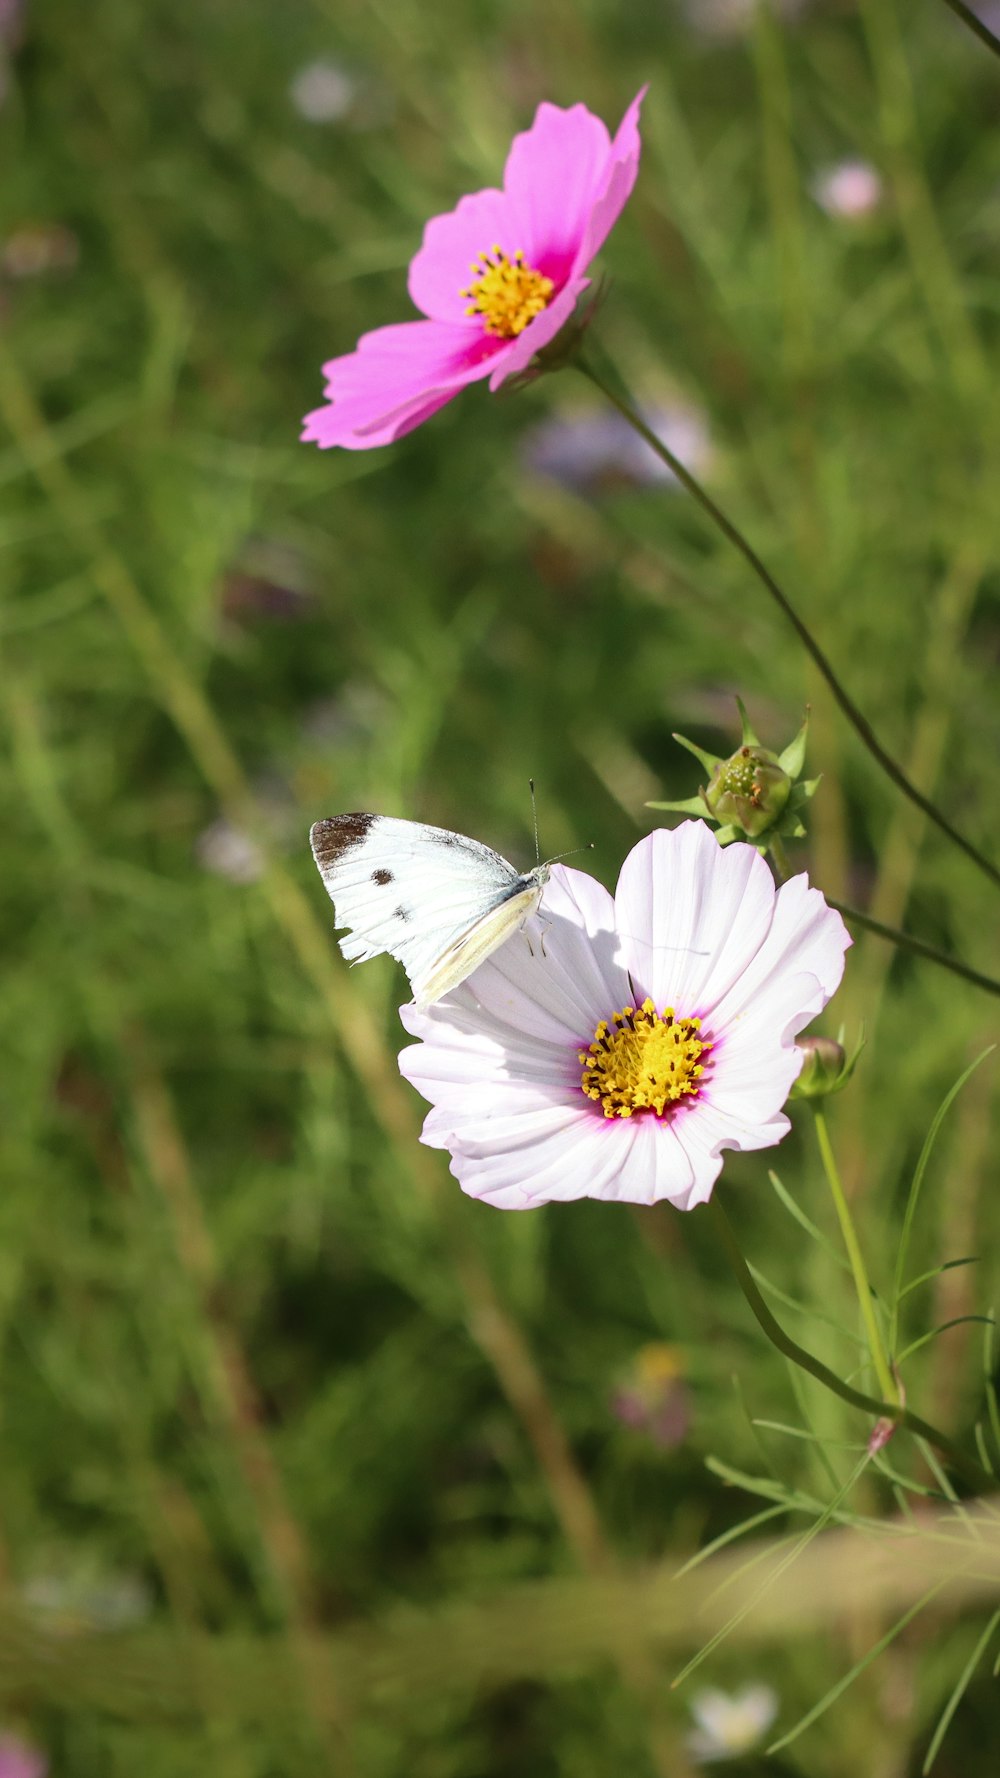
[829,900,1000,1000]
[576,356,1000,895]
[706,1195,990,1492]
[938,0,1000,59]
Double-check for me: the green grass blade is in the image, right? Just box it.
[922,1608,1000,1773]
[889,1048,995,1358]
[768,1168,851,1271]
[767,1580,950,1756]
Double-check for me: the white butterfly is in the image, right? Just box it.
[310,812,553,1008]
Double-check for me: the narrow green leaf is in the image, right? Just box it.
[767,1581,950,1756]
[983,1318,1000,1468]
[922,1608,1000,1773]
[973,1422,997,1482]
[752,1419,864,1451]
[748,1261,865,1347]
[768,1168,851,1272]
[898,1256,979,1303]
[673,1456,870,1689]
[896,1317,993,1366]
[673,1503,789,1578]
[890,1048,995,1358]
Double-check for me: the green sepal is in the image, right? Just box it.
[778,712,810,780]
[646,794,711,817]
[735,696,761,749]
[671,731,722,776]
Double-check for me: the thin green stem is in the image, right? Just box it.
[768,833,791,882]
[812,1107,897,1404]
[576,356,1000,895]
[938,0,1000,60]
[828,898,1000,1000]
[705,1196,990,1491]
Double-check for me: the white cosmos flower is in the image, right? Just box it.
[398,823,850,1210]
[687,1685,779,1763]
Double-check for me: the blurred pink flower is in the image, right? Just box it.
[399,823,849,1210]
[611,1343,691,1448]
[812,159,883,220]
[0,1736,46,1778]
[303,91,645,450]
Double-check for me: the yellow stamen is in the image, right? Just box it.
[460,243,554,339]
[578,999,712,1119]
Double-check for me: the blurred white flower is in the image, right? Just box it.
[1,223,79,279]
[290,60,357,124]
[21,1568,151,1635]
[687,1685,779,1762]
[522,403,712,495]
[196,818,266,885]
[685,0,808,38]
[813,159,884,220]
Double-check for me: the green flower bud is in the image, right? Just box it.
[704,744,791,839]
[649,701,818,852]
[791,1036,849,1100]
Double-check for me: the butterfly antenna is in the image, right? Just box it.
[545,842,596,866]
[529,778,540,864]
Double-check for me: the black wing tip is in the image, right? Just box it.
[310,812,377,867]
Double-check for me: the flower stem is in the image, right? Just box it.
[811,1106,897,1405]
[828,898,1000,1001]
[705,1196,989,1491]
[767,833,791,882]
[575,355,1000,896]
[938,0,1000,59]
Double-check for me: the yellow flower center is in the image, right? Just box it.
[579,999,711,1120]
[461,244,554,339]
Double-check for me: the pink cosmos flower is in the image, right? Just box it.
[302,91,645,450]
[399,823,849,1210]
[0,1736,47,1778]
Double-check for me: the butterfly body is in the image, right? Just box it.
[310,813,550,1007]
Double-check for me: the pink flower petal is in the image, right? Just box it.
[301,319,499,449]
[305,91,644,449]
[502,100,614,286]
[407,186,519,325]
[487,277,591,390]
[575,87,646,271]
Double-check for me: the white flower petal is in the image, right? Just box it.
[615,823,778,1015]
[707,871,850,1035]
[449,1106,632,1207]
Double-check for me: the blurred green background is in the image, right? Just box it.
[2,0,999,1772]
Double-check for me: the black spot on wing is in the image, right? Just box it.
[372,867,393,886]
[310,813,376,868]
[394,905,412,923]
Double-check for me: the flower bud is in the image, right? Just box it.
[704,745,791,839]
[791,1036,849,1100]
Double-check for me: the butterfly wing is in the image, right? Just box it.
[310,813,527,1003]
[413,878,546,1007]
